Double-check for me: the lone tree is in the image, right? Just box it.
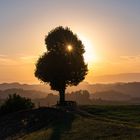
[35,26,88,105]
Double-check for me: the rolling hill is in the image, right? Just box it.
[1,106,140,140]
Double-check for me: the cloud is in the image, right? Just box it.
[0,54,7,57]
[120,55,140,61]
[0,54,18,66]
[0,54,38,66]
[20,55,38,64]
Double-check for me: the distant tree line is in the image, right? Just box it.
[34,90,92,107]
[33,90,140,107]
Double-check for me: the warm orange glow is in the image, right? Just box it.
[78,34,98,65]
[67,45,73,52]
[0,1,140,84]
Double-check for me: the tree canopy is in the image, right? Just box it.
[35,26,88,104]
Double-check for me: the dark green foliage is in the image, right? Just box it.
[0,94,34,115]
[35,26,88,104]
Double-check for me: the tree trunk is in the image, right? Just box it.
[59,88,65,105]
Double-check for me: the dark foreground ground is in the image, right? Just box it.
[1,105,140,140]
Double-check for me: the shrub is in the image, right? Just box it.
[0,93,34,115]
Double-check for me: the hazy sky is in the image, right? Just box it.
[0,0,140,83]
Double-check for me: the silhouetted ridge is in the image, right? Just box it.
[0,107,75,139]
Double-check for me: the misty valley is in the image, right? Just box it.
[0,82,140,106]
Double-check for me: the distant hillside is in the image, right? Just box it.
[0,82,52,93]
[92,73,140,83]
[0,88,47,99]
[92,90,131,101]
[0,81,140,99]
[88,82,140,97]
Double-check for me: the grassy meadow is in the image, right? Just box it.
[0,105,140,140]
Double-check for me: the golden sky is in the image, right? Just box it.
[0,0,140,84]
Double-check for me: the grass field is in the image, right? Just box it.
[1,105,140,140]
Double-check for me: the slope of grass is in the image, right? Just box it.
[80,105,140,123]
[1,105,140,140]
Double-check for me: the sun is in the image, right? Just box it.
[78,34,98,65]
[67,45,73,52]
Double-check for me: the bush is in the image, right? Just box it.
[0,93,34,115]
